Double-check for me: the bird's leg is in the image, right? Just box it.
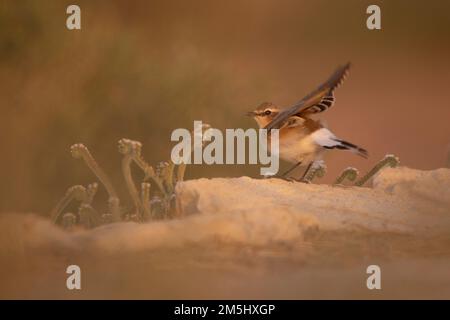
[298,161,314,182]
[280,161,302,178]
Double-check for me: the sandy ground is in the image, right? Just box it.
[1,214,450,299]
[1,167,449,299]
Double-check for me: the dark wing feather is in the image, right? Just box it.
[298,93,335,115]
[265,62,351,130]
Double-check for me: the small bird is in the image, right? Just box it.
[247,62,368,180]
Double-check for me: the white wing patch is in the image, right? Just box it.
[312,128,369,158]
[311,128,338,147]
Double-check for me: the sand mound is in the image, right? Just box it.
[1,167,449,299]
[177,167,450,235]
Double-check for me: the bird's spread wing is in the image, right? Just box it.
[298,93,335,115]
[264,62,351,130]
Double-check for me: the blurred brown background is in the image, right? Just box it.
[1,0,449,214]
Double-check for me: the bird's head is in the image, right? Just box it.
[246,102,280,128]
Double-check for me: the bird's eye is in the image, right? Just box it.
[264,110,272,115]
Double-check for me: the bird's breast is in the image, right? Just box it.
[269,129,319,163]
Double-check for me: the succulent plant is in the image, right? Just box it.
[334,167,359,186]
[70,144,121,221]
[354,154,400,187]
[303,160,327,183]
[52,138,187,228]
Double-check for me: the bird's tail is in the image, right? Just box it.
[327,138,368,158]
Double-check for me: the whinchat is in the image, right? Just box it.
[247,62,368,180]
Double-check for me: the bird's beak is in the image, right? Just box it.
[246,111,256,117]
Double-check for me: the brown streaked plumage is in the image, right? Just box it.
[247,63,368,180]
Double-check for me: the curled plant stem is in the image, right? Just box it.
[79,204,100,228]
[85,182,98,204]
[62,212,77,230]
[143,164,165,195]
[158,161,175,194]
[118,139,166,195]
[164,161,175,194]
[120,150,143,217]
[141,182,151,220]
[71,143,121,221]
[119,139,151,220]
[122,154,142,215]
[118,138,181,219]
[78,183,101,227]
[334,167,359,185]
[156,162,171,194]
[176,163,187,182]
[150,196,164,219]
[52,183,101,228]
[51,185,86,223]
[304,160,327,183]
[71,144,118,198]
[355,154,400,187]
[154,162,177,217]
[108,197,121,222]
